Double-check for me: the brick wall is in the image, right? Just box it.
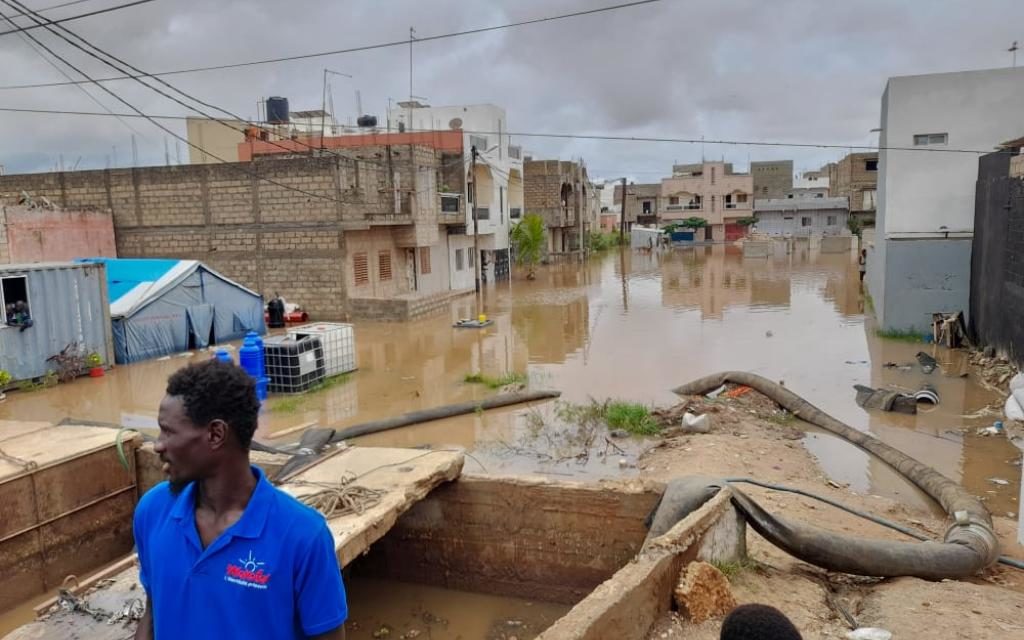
[0,205,7,264]
[751,160,793,199]
[524,159,585,230]
[829,153,878,212]
[0,149,444,319]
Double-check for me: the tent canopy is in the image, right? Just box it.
[76,258,265,363]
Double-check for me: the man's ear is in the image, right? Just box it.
[207,419,229,450]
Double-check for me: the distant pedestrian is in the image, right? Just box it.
[720,604,802,640]
[858,249,867,283]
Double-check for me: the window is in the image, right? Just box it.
[801,217,812,227]
[762,186,768,194]
[499,187,504,224]
[668,196,680,205]
[468,250,475,269]
[510,207,521,219]
[419,247,431,275]
[455,248,464,271]
[2,276,30,324]
[353,253,369,286]
[441,194,460,213]
[378,250,392,281]
[710,166,716,185]
[469,135,488,151]
[865,159,878,171]
[827,215,837,226]
[913,133,947,146]
[643,200,653,214]
[737,194,748,203]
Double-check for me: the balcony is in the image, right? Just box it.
[665,204,683,211]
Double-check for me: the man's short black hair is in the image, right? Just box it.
[166,359,260,448]
[720,604,802,640]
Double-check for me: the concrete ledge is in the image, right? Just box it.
[820,235,854,253]
[538,487,743,640]
[742,241,772,258]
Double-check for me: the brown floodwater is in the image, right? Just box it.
[2,240,1023,636]
[0,242,1020,509]
[344,577,571,640]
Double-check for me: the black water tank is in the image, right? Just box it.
[266,97,289,124]
[357,114,378,128]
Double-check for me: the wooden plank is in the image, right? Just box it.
[0,421,55,443]
[280,446,464,567]
[0,426,136,482]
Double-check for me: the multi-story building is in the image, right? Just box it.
[790,166,831,198]
[868,66,1024,332]
[388,103,521,284]
[614,183,660,226]
[660,162,754,241]
[524,159,594,255]
[828,153,877,221]
[751,160,793,199]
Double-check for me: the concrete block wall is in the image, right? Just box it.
[0,150,448,319]
[0,206,7,263]
[829,153,878,211]
[751,160,793,199]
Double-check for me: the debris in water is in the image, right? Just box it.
[916,351,937,374]
[988,478,1009,486]
[845,360,868,365]
[372,625,392,638]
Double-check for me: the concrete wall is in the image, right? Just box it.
[751,160,793,199]
[871,66,1024,331]
[0,150,443,320]
[880,67,1024,235]
[878,237,972,331]
[614,183,659,223]
[186,117,245,164]
[448,233,475,291]
[661,162,753,225]
[754,208,848,237]
[524,159,593,250]
[0,206,115,263]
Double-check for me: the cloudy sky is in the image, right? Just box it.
[0,0,1021,180]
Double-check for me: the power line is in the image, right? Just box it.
[0,1,342,202]
[0,106,1012,156]
[0,9,145,138]
[35,0,102,12]
[0,0,660,90]
[0,0,153,37]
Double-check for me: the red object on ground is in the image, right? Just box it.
[264,311,309,324]
[724,385,752,398]
[89,367,105,378]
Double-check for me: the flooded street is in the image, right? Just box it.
[1,242,1020,514]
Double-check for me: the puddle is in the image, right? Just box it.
[344,578,570,640]
[0,241,1019,515]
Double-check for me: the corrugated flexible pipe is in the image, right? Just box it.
[671,372,1000,578]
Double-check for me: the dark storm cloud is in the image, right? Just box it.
[0,0,1021,177]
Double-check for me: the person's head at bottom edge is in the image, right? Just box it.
[720,604,802,640]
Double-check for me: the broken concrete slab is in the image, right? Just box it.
[673,561,736,623]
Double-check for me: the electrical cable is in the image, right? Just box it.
[0,1,344,202]
[0,0,153,37]
[0,0,660,90]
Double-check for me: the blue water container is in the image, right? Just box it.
[214,349,232,363]
[246,331,266,378]
[241,332,269,402]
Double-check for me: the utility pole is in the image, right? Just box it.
[472,145,481,295]
[408,27,415,133]
[619,177,627,242]
[1010,41,1019,67]
[577,160,584,263]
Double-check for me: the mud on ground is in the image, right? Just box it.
[639,390,1024,639]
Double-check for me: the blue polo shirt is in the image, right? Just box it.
[133,466,347,639]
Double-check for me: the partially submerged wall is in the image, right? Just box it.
[354,474,663,604]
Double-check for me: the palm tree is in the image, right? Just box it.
[511,213,545,280]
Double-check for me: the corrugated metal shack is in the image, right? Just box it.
[0,262,114,382]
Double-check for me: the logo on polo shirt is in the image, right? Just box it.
[224,550,272,589]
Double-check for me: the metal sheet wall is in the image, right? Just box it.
[0,263,113,381]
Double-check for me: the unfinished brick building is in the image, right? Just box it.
[524,159,597,255]
[0,146,468,320]
[829,152,878,220]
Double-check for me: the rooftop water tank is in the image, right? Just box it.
[357,114,378,128]
[266,96,289,124]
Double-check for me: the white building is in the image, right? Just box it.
[389,103,522,287]
[754,197,849,236]
[868,66,1024,332]
[791,169,830,197]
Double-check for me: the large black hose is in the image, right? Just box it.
[328,390,561,443]
[672,372,1000,578]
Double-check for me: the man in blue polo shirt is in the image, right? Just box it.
[133,359,347,639]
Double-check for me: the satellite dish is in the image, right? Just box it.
[449,118,463,130]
